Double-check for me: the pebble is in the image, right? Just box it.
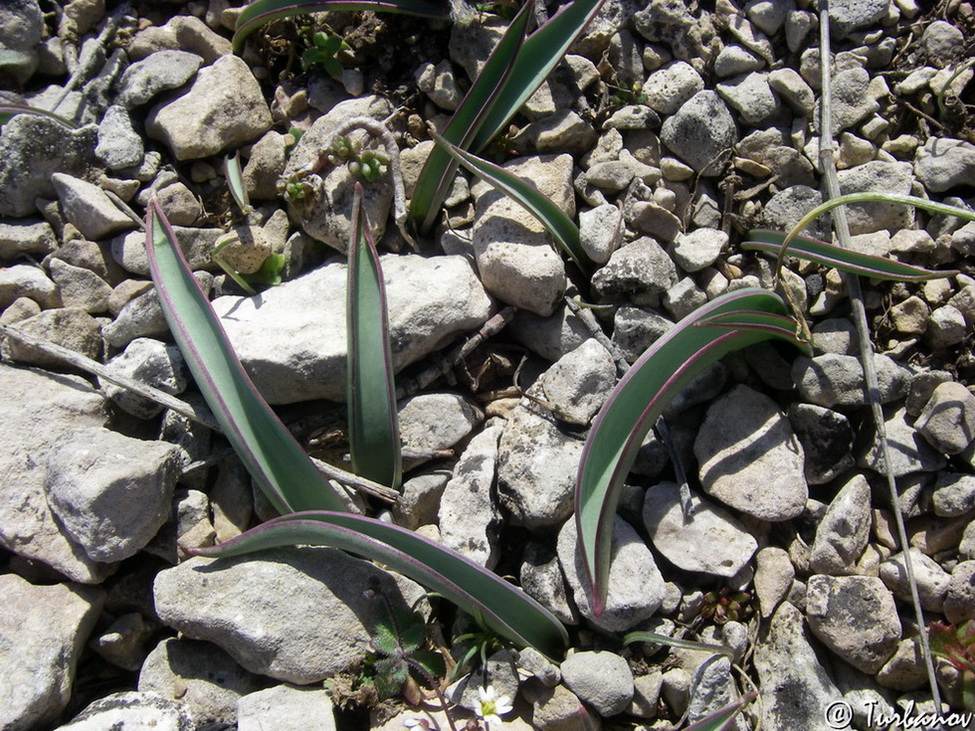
[237,685,337,731]
[926,304,968,348]
[561,650,634,716]
[753,547,795,618]
[641,60,704,115]
[100,337,188,419]
[671,227,726,272]
[643,482,758,577]
[56,692,194,730]
[714,45,764,77]
[914,137,975,193]
[139,638,263,727]
[0,263,60,310]
[828,0,891,39]
[944,561,975,624]
[932,473,975,517]
[809,473,872,575]
[920,20,966,68]
[153,548,423,683]
[660,90,737,175]
[858,406,947,476]
[787,403,855,485]
[578,203,623,265]
[473,154,573,317]
[914,381,975,454]
[834,161,914,234]
[717,72,779,125]
[879,548,950,612]
[694,385,807,522]
[806,575,901,674]
[51,173,136,240]
[398,392,483,470]
[792,353,912,407]
[3,307,103,368]
[0,574,104,731]
[557,516,665,632]
[95,105,144,170]
[146,54,272,161]
[592,236,678,301]
[753,602,844,730]
[818,67,880,136]
[212,255,491,403]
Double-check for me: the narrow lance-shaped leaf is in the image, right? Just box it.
[410,0,533,233]
[232,0,450,54]
[347,183,402,490]
[622,631,734,659]
[743,229,958,282]
[0,102,78,128]
[776,192,975,275]
[576,289,809,614]
[144,199,346,514]
[225,151,253,215]
[467,0,606,152]
[429,129,591,270]
[193,510,570,660]
[684,692,757,731]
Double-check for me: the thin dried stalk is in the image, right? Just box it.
[817,3,943,712]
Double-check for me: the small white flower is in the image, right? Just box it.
[475,685,513,728]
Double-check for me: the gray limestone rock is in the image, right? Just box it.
[694,385,807,522]
[686,656,745,729]
[944,560,975,624]
[660,91,737,175]
[520,542,579,625]
[96,105,144,170]
[805,575,901,674]
[45,426,181,563]
[211,255,492,404]
[816,67,880,136]
[0,264,60,310]
[128,15,232,62]
[147,55,272,161]
[592,237,678,301]
[0,364,115,583]
[139,638,264,728]
[237,685,337,731]
[671,227,726,273]
[792,353,912,408]
[788,403,855,485]
[561,651,634,717]
[117,49,203,108]
[0,115,99,218]
[857,406,947,477]
[753,547,795,618]
[809,473,872,575]
[914,381,975,455]
[438,424,502,568]
[0,575,104,731]
[828,0,891,39]
[754,602,845,730]
[933,472,975,517]
[0,219,57,259]
[557,516,665,632]
[537,338,617,426]
[398,393,483,470]
[641,61,704,115]
[835,161,915,235]
[914,137,975,193]
[473,154,574,317]
[643,482,757,578]
[100,338,188,419]
[717,72,779,125]
[3,307,102,370]
[879,548,950,613]
[153,548,422,683]
[48,258,112,314]
[51,173,136,241]
[497,401,584,531]
[55,691,194,731]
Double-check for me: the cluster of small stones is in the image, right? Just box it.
[1,0,975,729]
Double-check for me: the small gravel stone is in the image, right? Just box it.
[753,547,795,619]
[671,227,726,272]
[641,60,704,114]
[926,305,968,349]
[914,137,975,193]
[660,90,737,175]
[914,381,975,454]
[933,473,975,517]
[557,516,665,632]
[237,685,336,731]
[805,575,901,674]
[943,561,975,624]
[592,236,678,300]
[643,482,757,578]
[879,548,950,613]
[858,406,948,476]
[717,72,779,125]
[792,353,912,407]
[51,173,136,240]
[809,474,872,575]
[561,651,634,716]
[921,20,965,68]
[694,385,807,522]
[578,203,623,265]
[788,403,855,485]
[56,691,194,730]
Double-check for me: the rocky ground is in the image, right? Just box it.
[2,0,975,729]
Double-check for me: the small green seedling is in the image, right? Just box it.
[364,588,447,706]
[929,620,975,710]
[329,135,390,183]
[606,80,648,109]
[302,30,354,79]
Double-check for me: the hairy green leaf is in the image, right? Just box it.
[347,183,402,490]
[576,289,808,613]
[232,0,449,54]
[145,200,345,514]
[193,510,570,659]
[429,129,590,269]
